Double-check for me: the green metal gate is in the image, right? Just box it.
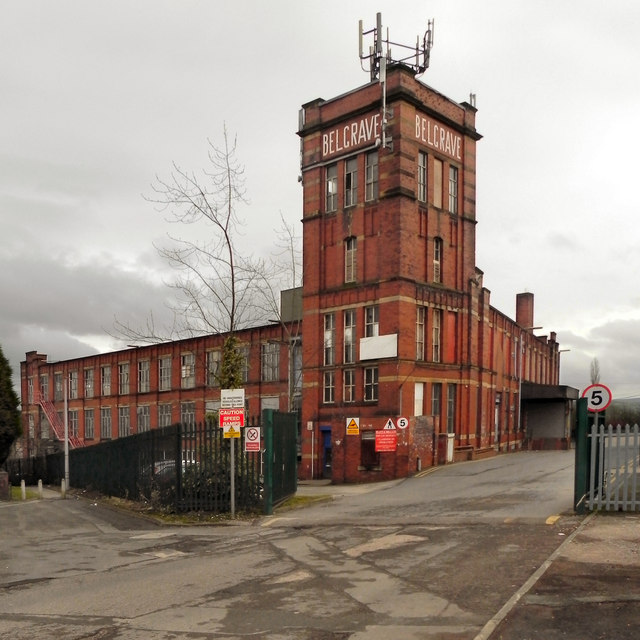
[263,409,298,514]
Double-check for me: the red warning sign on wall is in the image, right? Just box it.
[375,429,397,452]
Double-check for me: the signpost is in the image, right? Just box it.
[220,389,246,518]
[576,384,612,514]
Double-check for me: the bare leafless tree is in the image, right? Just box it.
[590,357,601,385]
[250,213,302,324]
[114,127,264,343]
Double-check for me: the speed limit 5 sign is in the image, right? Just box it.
[581,383,612,413]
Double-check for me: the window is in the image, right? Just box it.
[137,406,150,433]
[365,305,379,337]
[69,371,78,400]
[365,151,378,201]
[344,309,356,364]
[40,413,49,440]
[158,403,172,427]
[432,309,442,363]
[323,370,335,403]
[360,431,379,468]
[206,350,221,387]
[28,414,34,438]
[343,369,355,403]
[68,409,79,437]
[84,409,94,440]
[27,378,33,404]
[416,307,426,360]
[324,314,335,366]
[364,366,378,402]
[238,345,250,383]
[418,151,427,202]
[84,369,94,398]
[345,157,358,207]
[159,356,171,391]
[54,373,63,401]
[433,237,443,283]
[433,158,443,208]
[431,383,442,416]
[448,165,458,214]
[344,236,357,283]
[181,353,195,389]
[118,363,130,395]
[39,374,48,401]
[101,366,111,396]
[414,382,424,416]
[290,339,302,398]
[118,406,130,438]
[138,361,150,393]
[181,401,196,427]
[325,163,338,212]
[100,407,112,440]
[447,384,457,434]
[261,343,280,382]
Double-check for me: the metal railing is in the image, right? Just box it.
[588,423,640,512]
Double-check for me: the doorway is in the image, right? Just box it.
[320,427,332,479]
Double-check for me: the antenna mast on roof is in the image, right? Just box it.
[358,12,434,81]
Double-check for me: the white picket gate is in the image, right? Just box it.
[588,423,640,511]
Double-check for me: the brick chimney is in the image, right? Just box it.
[516,292,534,329]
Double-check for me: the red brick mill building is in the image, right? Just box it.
[17,53,572,483]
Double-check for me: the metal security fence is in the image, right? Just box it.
[6,410,298,515]
[588,423,640,512]
[177,418,262,513]
[6,420,263,514]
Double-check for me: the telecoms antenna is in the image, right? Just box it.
[358,12,434,81]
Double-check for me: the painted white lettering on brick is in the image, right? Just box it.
[415,114,462,161]
[322,113,381,158]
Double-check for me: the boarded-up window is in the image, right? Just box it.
[360,431,379,469]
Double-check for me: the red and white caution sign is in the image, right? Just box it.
[220,408,244,439]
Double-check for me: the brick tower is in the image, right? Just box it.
[297,26,492,482]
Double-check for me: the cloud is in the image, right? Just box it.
[2,0,640,406]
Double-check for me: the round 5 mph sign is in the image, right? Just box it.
[581,383,612,413]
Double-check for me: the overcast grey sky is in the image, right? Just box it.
[2,0,639,399]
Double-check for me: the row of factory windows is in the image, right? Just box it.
[324,150,459,214]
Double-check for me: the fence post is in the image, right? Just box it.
[574,397,589,514]
[263,409,274,515]
[175,423,182,514]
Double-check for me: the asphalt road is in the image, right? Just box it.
[0,451,582,639]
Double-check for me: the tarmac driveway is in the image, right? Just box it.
[2,451,635,639]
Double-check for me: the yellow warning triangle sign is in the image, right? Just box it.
[224,425,240,438]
